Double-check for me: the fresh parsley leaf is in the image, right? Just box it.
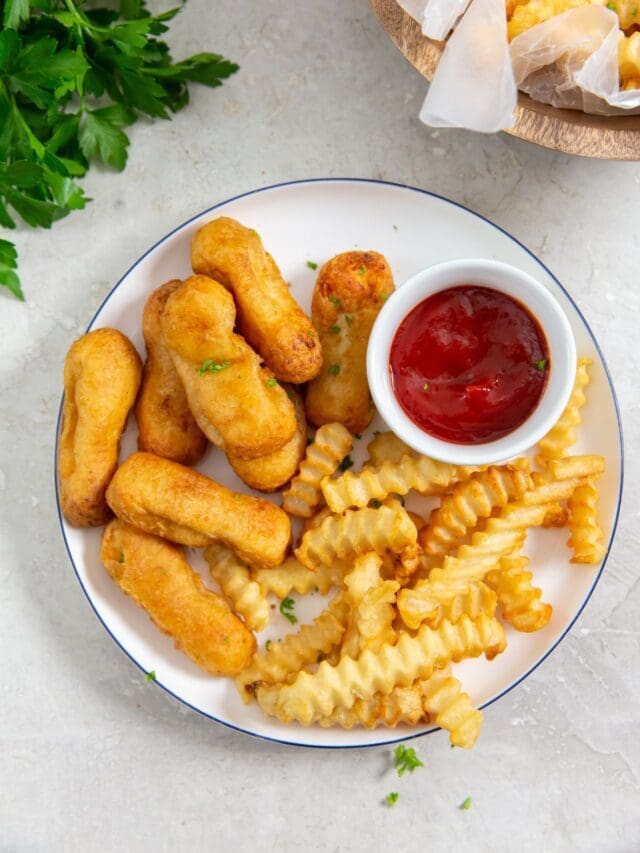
[0,238,23,300]
[328,295,342,308]
[3,0,31,30]
[460,797,472,810]
[266,377,278,388]
[357,266,365,275]
[534,358,547,372]
[117,551,125,563]
[394,744,424,776]
[385,792,399,807]
[328,363,341,376]
[339,454,353,471]
[196,359,231,376]
[307,260,318,270]
[79,110,130,171]
[146,670,156,682]
[279,596,297,624]
[328,325,340,334]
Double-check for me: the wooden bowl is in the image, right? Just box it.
[370,0,640,160]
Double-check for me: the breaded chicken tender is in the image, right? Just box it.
[59,328,142,527]
[191,217,322,384]
[305,251,394,434]
[102,521,255,674]
[105,452,291,567]
[136,281,207,465]
[162,275,297,460]
[227,387,307,492]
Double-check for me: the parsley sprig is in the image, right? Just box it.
[394,744,424,776]
[279,596,297,624]
[0,0,238,300]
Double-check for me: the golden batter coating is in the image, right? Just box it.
[305,251,394,434]
[161,274,297,460]
[136,280,207,465]
[191,217,322,384]
[105,451,291,568]
[59,328,142,527]
[102,521,255,675]
[227,387,307,492]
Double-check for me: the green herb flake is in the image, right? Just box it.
[460,797,472,811]
[146,670,156,682]
[223,635,230,644]
[328,295,342,308]
[265,640,272,651]
[328,325,341,334]
[339,454,354,472]
[357,266,366,276]
[279,596,297,624]
[392,225,398,232]
[307,261,318,270]
[344,314,353,327]
[534,358,547,372]
[196,359,231,376]
[328,363,341,376]
[606,1,617,9]
[385,792,399,807]
[266,377,278,388]
[394,744,424,777]
[117,552,125,564]
[380,293,389,302]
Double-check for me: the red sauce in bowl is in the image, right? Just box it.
[389,285,549,444]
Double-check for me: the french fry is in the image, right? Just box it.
[366,431,416,467]
[204,543,270,632]
[321,454,460,514]
[295,502,418,571]
[252,556,342,599]
[419,665,483,749]
[255,612,505,725]
[419,464,533,559]
[567,479,606,564]
[318,681,427,729]
[235,594,349,701]
[486,555,552,633]
[342,553,399,658]
[536,358,591,467]
[282,422,353,517]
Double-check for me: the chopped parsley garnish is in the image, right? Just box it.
[380,292,389,302]
[328,363,341,376]
[394,744,424,776]
[370,499,382,509]
[339,454,354,472]
[146,670,156,682]
[606,1,617,9]
[223,636,230,644]
[307,261,318,270]
[286,388,295,400]
[196,359,231,376]
[357,266,366,276]
[460,797,472,811]
[117,552,125,564]
[280,597,297,624]
[266,640,272,651]
[534,358,547,372]
[328,325,341,334]
[392,224,398,231]
[344,314,353,327]
[385,792,399,807]
[328,295,342,308]
[266,377,278,388]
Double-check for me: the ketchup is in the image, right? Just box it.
[389,285,549,444]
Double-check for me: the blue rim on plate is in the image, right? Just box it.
[54,178,624,750]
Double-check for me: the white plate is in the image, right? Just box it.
[55,179,623,749]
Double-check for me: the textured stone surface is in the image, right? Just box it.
[1,1,638,851]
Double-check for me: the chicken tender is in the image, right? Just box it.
[105,452,291,568]
[162,275,297,460]
[59,328,142,527]
[102,521,255,674]
[136,281,207,465]
[227,387,307,492]
[191,217,322,384]
[305,251,394,434]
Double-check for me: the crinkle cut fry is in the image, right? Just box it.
[318,681,427,729]
[204,543,270,633]
[536,358,591,467]
[320,453,462,514]
[567,477,606,564]
[295,502,417,571]
[255,612,505,725]
[419,665,483,749]
[342,553,399,658]
[282,422,353,518]
[419,463,533,559]
[486,555,552,633]
[235,594,349,701]
[397,456,604,630]
[252,557,343,599]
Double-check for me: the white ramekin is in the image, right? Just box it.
[367,259,577,466]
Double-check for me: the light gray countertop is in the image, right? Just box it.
[1,2,638,851]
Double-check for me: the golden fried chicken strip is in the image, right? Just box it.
[227,387,307,492]
[191,217,322,383]
[102,521,255,675]
[59,328,142,527]
[105,452,291,568]
[136,281,207,465]
[305,251,394,434]
[162,275,296,460]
